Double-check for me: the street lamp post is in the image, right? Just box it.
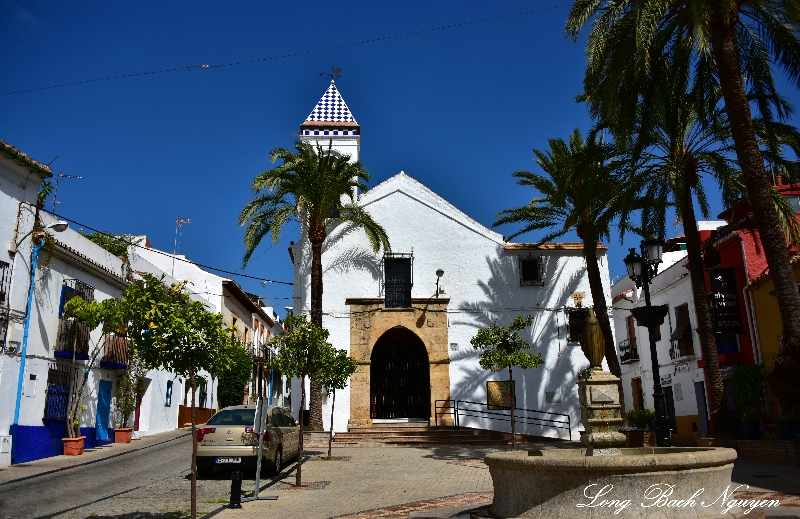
[624,236,672,447]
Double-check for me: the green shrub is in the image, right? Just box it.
[627,408,656,429]
[217,339,253,409]
[730,364,766,418]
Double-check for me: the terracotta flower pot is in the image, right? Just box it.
[114,428,133,444]
[62,436,86,456]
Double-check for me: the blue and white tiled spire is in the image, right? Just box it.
[304,80,357,124]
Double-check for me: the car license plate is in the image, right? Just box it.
[216,457,241,464]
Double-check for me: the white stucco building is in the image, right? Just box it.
[287,82,613,440]
[611,223,724,441]
[0,142,220,465]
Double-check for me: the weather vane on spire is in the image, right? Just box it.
[319,67,342,81]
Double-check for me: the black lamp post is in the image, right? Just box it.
[624,235,672,447]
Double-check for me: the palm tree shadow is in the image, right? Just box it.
[323,221,382,283]
[449,253,589,437]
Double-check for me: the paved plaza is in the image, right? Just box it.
[1,430,799,518]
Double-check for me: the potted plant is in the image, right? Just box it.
[624,409,656,447]
[740,409,761,440]
[113,367,137,443]
[731,364,767,440]
[62,404,87,455]
[777,405,797,440]
[113,346,145,444]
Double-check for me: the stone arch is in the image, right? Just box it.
[370,327,430,419]
[346,298,452,426]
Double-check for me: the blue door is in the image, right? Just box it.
[96,380,112,441]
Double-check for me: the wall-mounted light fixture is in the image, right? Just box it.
[435,269,444,297]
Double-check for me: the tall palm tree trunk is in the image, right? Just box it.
[308,225,326,431]
[709,11,800,360]
[583,240,626,417]
[679,179,724,415]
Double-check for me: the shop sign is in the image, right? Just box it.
[709,268,743,333]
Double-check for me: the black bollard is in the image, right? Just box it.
[228,470,243,509]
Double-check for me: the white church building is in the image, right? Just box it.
[288,82,614,440]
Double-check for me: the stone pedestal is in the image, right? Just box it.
[578,369,626,456]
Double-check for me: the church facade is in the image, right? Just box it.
[288,82,613,440]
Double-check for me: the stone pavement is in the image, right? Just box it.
[0,428,190,486]
[209,442,800,519]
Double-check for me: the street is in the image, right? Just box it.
[0,430,281,519]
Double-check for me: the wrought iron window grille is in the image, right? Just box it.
[0,260,10,308]
[519,254,545,286]
[382,253,413,308]
[43,362,80,420]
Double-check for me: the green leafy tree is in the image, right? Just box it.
[239,140,390,431]
[120,273,233,519]
[317,348,357,460]
[470,315,544,451]
[494,128,643,419]
[269,315,332,485]
[216,337,253,408]
[566,0,800,403]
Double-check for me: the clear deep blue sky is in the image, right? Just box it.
[3,1,800,315]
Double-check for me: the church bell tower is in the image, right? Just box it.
[300,80,360,163]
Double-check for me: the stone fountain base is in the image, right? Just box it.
[485,447,740,518]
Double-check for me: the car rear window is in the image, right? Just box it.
[205,409,259,426]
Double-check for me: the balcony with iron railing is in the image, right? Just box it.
[99,333,129,370]
[54,317,90,360]
[670,332,695,361]
[619,338,640,364]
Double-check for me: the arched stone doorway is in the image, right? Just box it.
[346,298,452,426]
[370,328,430,419]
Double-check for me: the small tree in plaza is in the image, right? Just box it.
[318,347,357,460]
[269,315,332,486]
[470,315,544,451]
[121,274,233,519]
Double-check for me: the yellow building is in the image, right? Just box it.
[747,255,800,418]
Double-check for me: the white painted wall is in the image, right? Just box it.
[291,172,611,440]
[611,242,719,435]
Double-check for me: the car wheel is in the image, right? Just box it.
[268,446,282,476]
[197,465,213,479]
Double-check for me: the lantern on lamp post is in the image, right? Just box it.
[624,235,672,447]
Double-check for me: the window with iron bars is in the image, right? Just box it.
[0,261,10,351]
[383,253,413,308]
[59,278,96,316]
[519,254,545,286]
[44,363,79,420]
[0,260,10,308]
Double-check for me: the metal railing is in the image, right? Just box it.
[619,339,640,363]
[669,337,695,360]
[434,399,572,440]
[100,333,129,369]
[54,317,90,360]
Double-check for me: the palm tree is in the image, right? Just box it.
[495,129,643,411]
[239,140,390,430]
[566,0,800,402]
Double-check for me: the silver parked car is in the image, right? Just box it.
[195,405,300,478]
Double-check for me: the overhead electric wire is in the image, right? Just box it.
[0,4,570,97]
[47,210,293,286]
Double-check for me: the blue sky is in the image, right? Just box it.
[3,1,799,315]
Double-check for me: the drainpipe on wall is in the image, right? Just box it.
[10,240,43,463]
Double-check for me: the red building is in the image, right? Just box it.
[699,175,800,434]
